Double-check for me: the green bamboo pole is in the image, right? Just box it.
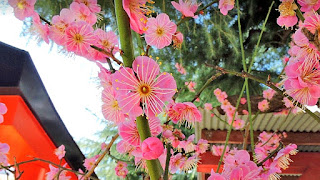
[114,1,163,179]
[136,116,163,179]
[114,0,134,67]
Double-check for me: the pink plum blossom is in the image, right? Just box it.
[240,97,246,104]
[171,0,199,18]
[46,164,71,180]
[211,145,229,157]
[231,118,244,130]
[175,63,187,75]
[83,155,99,170]
[179,134,196,153]
[284,60,320,106]
[292,28,320,62]
[119,118,161,147]
[172,31,184,49]
[223,150,262,179]
[49,9,75,46]
[98,64,113,89]
[145,13,177,49]
[181,155,198,172]
[214,88,228,103]
[70,2,97,25]
[102,86,126,125]
[218,0,235,16]
[185,81,196,92]
[263,88,276,100]
[32,13,50,44]
[115,161,128,178]
[167,102,202,127]
[123,0,152,34]
[208,169,226,180]
[88,29,119,62]
[196,139,209,154]
[258,99,269,112]
[141,137,164,160]
[54,145,66,160]
[116,140,135,154]
[242,109,249,115]
[112,56,177,119]
[204,103,213,111]
[169,153,185,173]
[276,0,298,28]
[0,142,10,166]
[297,0,320,12]
[65,21,96,56]
[74,0,101,13]
[273,144,298,170]
[8,0,36,20]
[0,103,7,124]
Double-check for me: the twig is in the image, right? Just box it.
[210,110,231,128]
[145,45,151,56]
[217,83,247,172]
[39,15,52,26]
[90,45,122,65]
[260,132,277,147]
[301,27,320,52]
[106,58,116,73]
[2,158,96,179]
[83,134,119,180]
[191,72,222,102]
[107,152,132,164]
[209,65,320,123]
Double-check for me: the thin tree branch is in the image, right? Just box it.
[90,45,122,65]
[2,158,97,179]
[191,72,222,102]
[209,65,320,123]
[39,15,52,26]
[83,134,119,180]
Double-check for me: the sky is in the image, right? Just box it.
[0,4,105,141]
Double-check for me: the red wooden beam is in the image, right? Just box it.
[201,129,320,146]
[0,95,77,180]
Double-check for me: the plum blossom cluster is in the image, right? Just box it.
[208,132,297,179]
[115,161,128,178]
[257,88,276,112]
[167,101,202,127]
[277,0,320,28]
[161,125,209,173]
[46,145,71,180]
[280,10,320,106]
[125,0,190,49]
[214,88,245,130]
[9,0,119,62]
